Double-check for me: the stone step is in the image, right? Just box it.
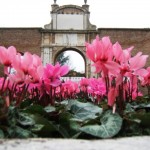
[0,136,150,150]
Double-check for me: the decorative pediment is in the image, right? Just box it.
[51,5,89,14]
[57,7,83,14]
[44,3,96,30]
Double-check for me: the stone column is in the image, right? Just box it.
[41,47,53,66]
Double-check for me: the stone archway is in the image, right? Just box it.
[41,2,98,78]
[53,47,88,77]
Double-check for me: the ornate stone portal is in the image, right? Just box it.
[41,1,98,78]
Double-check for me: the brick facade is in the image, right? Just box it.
[0,28,42,75]
[0,28,150,65]
[0,28,42,56]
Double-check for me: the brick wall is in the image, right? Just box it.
[0,28,42,55]
[1,28,149,64]
[0,28,42,75]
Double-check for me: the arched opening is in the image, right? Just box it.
[54,48,86,77]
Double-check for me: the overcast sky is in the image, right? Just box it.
[0,0,150,28]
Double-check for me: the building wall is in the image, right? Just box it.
[0,28,42,56]
[0,27,150,76]
[98,28,150,66]
[0,28,42,75]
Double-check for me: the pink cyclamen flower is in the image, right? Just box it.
[0,46,17,66]
[8,69,29,85]
[80,78,89,92]
[86,36,120,76]
[61,80,80,99]
[32,54,42,68]
[43,63,69,87]
[142,67,150,86]
[12,52,33,75]
[88,78,106,96]
[129,52,148,72]
[112,42,134,64]
[0,46,17,74]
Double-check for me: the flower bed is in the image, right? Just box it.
[0,36,150,139]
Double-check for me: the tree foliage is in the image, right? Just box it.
[56,52,69,66]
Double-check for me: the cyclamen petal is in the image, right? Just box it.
[50,79,61,87]
[32,54,42,67]
[86,43,95,62]
[134,68,148,77]
[21,52,33,73]
[59,65,69,76]
[37,65,44,78]
[104,61,120,75]
[112,42,123,62]
[0,46,17,66]
[53,64,61,77]
[102,36,112,51]
[147,67,150,72]
[125,46,134,53]
[129,52,148,70]
[8,46,17,60]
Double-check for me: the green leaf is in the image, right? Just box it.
[28,114,57,136]
[31,124,44,132]
[44,105,56,113]
[68,100,103,122]
[7,126,35,138]
[0,129,4,138]
[58,112,81,138]
[130,112,150,127]
[20,99,32,109]
[22,105,46,116]
[80,110,123,138]
[132,103,150,111]
[17,113,35,126]
[124,103,134,114]
[143,95,150,100]
[7,106,18,126]
[56,125,70,138]
[121,117,142,136]
[60,100,69,106]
